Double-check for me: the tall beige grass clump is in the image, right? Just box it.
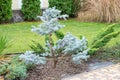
[78,0,120,23]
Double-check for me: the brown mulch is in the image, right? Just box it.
[26,57,88,80]
[0,76,4,80]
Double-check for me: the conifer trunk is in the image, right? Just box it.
[48,34,57,68]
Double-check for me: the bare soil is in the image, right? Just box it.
[26,57,88,80]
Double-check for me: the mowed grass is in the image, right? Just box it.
[0,19,120,54]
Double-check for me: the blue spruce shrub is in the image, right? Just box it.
[23,7,89,68]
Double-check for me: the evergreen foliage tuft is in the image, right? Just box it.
[0,59,27,80]
[29,40,45,55]
[19,51,46,65]
[55,31,64,39]
[90,24,120,55]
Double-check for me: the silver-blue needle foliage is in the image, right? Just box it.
[72,49,89,64]
[19,51,46,65]
[25,7,89,66]
[53,33,90,64]
[31,7,68,35]
[32,18,64,35]
[39,7,68,22]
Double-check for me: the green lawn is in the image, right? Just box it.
[0,19,120,54]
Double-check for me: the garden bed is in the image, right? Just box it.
[26,56,114,80]
[0,54,115,80]
[26,57,88,80]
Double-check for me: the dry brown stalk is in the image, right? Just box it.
[78,0,120,23]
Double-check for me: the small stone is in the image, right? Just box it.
[13,14,23,22]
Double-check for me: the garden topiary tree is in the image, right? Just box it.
[49,0,81,17]
[0,0,12,23]
[20,7,90,68]
[21,0,41,21]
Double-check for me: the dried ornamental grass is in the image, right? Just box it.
[78,0,120,23]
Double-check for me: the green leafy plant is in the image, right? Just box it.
[0,36,8,56]
[49,0,81,17]
[55,31,64,39]
[92,24,115,44]
[0,0,12,23]
[92,31,120,49]
[29,40,45,55]
[89,24,120,55]
[21,0,41,21]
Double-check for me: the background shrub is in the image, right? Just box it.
[0,0,12,23]
[49,0,81,17]
[21,0,41,21]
